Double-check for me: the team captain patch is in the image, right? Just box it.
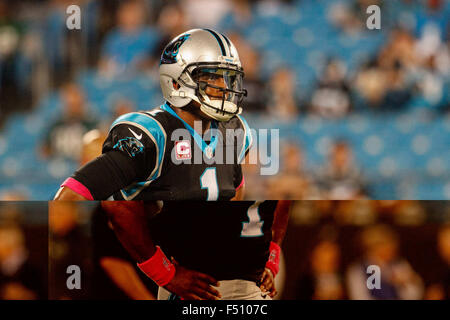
[175,140,191,160]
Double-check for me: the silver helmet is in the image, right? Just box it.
[159,29,246,121]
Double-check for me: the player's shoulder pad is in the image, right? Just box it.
[110,111,167,151]
[110,111,167,180]
[235,114,253,163]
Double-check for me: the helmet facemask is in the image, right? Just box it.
[180,63,247,121]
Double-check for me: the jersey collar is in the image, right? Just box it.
[161,103,219,157]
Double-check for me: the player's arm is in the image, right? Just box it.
[55,119,159,200]
[101,201,221,300]
[54,186,89,200]
[54,150,141,200]
[260,200,292,297]
[271,200,291,246]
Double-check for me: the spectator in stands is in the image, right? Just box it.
[315,140,365,200]
[266,68,300,120]
[375,27,447,112]
[0,224,45,300]
[181,0,230,29]
[229,32,267,113]
[333,200,378,225]
[414,0,449,42]
[414,54,448,112]
[329,0,383,35]
[426,224,450,299]
[296,227,345,299]
[149,3,188,68]
[354,59,412,111]
[381,60,413,110]
[390,200,427,225]
[311,59,352,118]
[49,201,90,299]
[218,0,253,34]
[99,0,159,77]
[44,0,89,85]
[0,191,28,201]
[352,28,415,111]
[353,58,389,110]
[379,28,416,69]
[0,204,22,225]
[41,82,98,162]
[377,29,415,110]
[0,0,31,114]
[346,224,424,299]
[289,200,335,225]
[112,98,135,117]
[374,200,427,225]
[80,129,107,167]
[96,97,136,133]
[266,142,318,199]
[411,29,449,111]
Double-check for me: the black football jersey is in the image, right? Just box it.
[149,201,277,282]
[102,103,252,200]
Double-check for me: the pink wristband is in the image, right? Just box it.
[61,177,94,200]
[137,246,175,287]
[265,241,281,277]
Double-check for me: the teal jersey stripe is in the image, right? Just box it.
[120,181,149,199]
[237,115,253,163]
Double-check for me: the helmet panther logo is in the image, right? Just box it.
[161,34,191,64]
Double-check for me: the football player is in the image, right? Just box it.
[102,200,291,300]
[55,29,251,201]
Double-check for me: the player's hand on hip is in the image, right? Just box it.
[259,268,277,298]
[164,259,221,300]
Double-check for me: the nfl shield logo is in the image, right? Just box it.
[175,140,191,160]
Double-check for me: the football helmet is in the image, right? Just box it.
[159,29,246,121]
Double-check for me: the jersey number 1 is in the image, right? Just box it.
[241,201,264,237]
[200,171,264,236]
[200,168,218,201]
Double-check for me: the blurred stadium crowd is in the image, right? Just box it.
[46,200,450,300]
[285,200,450,300]
[0,0,449,200]
[0,202,47,300]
